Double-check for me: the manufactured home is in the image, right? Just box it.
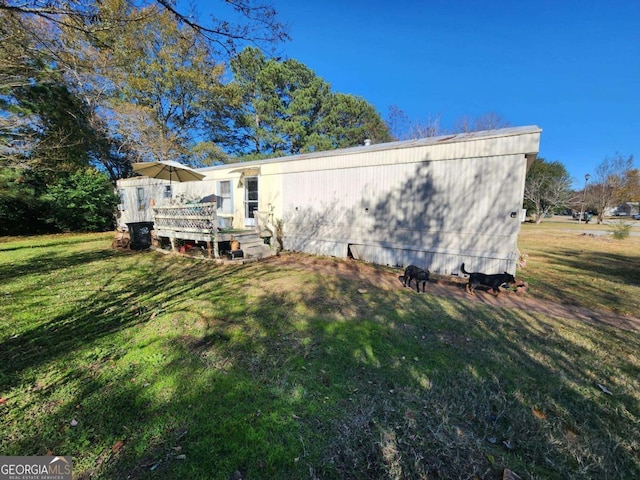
[116,126,541,274]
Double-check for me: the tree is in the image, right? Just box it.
[98,6,229,166]
[386,108,509,140]
[386,105,442,140]
[619,168,640,213]
[312,93,392,150]
[0,9,130,180]
[0,167,48,235]
[454,112,510,133]
[214,47,391,158]
[0,0,288,56]
[523,157,572,223]
[220,47,332,157]
[589,153,635,223]
[1,0,289,172]
[9,78,108,175]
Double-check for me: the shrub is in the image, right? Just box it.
[42,168,118,232]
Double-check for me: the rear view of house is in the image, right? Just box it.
[117,126,541,274]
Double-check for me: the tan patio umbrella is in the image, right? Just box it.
[131,160,206,198]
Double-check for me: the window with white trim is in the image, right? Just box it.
[217,180,232,214]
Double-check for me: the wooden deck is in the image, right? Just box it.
[152,203,273,259]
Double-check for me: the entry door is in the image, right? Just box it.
[244,176,258,227]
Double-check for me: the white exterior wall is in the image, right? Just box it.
[116,177,165,225]
[116,126,540,274]
[117,172,250,230]
[280,154,528,273]
[270,128,539,274]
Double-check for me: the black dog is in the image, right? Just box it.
[460,263,515,296]
[403,265,430,292]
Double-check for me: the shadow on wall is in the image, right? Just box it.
[365,158,524,274]
[282,154,525,274]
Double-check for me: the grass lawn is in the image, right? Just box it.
[1,224,639,479]
[517,217,640,317]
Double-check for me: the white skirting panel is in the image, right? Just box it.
[340,243,516,276]
[283,236,349,258]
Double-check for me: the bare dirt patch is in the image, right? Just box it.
[264,252,640,333]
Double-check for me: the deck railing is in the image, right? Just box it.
[153,202,218,233]
[152,202,221,257]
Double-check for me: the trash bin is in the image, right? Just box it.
[126,222,154,250]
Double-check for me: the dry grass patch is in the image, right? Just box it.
[517,219,640,317]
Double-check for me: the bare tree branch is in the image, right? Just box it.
[0,0,289,55]
[590,153,635,223]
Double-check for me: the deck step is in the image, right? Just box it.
[232,232,276,259]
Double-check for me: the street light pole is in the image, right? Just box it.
[579,173,590,224]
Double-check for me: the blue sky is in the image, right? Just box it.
[201,1,639,188]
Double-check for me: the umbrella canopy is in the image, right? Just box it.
[131,160,206,183]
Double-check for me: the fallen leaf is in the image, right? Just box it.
[70,419,78,427]
[175,454,186,460]
[112,440,124,453]
[532,408,547,420]
[0,398,7,405]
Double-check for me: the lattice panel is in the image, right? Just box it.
[153,202,217,231]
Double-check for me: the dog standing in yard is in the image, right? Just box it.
[403,265,430,292]
[460,263,515,296]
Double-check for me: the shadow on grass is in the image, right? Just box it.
[538,248,640,287]
[518,245,640,317]
[0,244,115,285]
[0,234,108,253]
[2,240,640,479]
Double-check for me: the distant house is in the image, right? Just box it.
[116,126,541,275]
[611,202,640,217]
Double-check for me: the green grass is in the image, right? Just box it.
[1,230,639,479]
[517,218,640,316]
